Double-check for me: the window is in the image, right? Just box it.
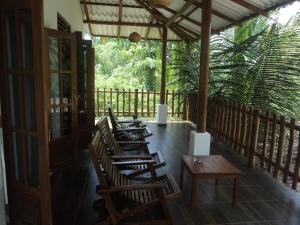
[57,13,71,32]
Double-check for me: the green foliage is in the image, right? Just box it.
[170,14,300,118]
[94,38,165,90]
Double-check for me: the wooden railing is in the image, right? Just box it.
[94,88,185,118]
[205,98,300,191]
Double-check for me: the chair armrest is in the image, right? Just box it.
[97,183,163,193]
[112,155,153,160]
[118,120,142,124]
[117,127,145,131]
[112,159,156,166]
[116,141,150,145]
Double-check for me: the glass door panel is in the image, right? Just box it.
[46,29,77,169]
[1,3,52,225]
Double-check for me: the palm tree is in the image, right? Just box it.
[170,14,300,118]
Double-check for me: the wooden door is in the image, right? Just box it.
[0,0,52,225]
[76,33,95,149]
[45,29,78,170]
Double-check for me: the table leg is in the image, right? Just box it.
[215,179,219,186]
[179,159,184,190]
[189,175,197,207]
[233,175,240,206]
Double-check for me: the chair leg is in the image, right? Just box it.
[156,189,172,224]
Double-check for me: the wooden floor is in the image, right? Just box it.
[54,121,300,225]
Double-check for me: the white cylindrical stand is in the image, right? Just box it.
[156,104,168,126]
[189,130,211,155]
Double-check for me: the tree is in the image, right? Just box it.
[170,14,300,118]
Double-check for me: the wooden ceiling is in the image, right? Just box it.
[80,0,296,40]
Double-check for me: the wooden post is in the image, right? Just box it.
[96,88,100,116]
[248,109,260,168]
[116,89,119,116]
[273,116,286,179]
[160,27,167,104]
[261,111,270,168]
[283,118,295,183]
[134,89,138,117]
[196,0,212,133]
[141,89,144,116]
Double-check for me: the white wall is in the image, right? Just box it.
[44,0,84,32]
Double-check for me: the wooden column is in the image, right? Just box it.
[160,27,167,104]
[197,0,212,133]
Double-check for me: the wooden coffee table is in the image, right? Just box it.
[179,155,241,207]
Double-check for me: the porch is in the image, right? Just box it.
[58,121,300,225]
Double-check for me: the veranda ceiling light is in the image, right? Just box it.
[128,32,141,42]
[148,0,172,7]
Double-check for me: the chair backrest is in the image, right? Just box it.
[108,107,120,130]
[96,117,122,155]
[89,130,129,188]
[89,129,158,204]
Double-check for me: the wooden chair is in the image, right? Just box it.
[108,107,152,141]
[96,117,166,178]
[89,131,181,225]
[108,106,146,128]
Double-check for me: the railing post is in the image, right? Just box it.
[141,89,144,117]
[134,89,138,117]
[273,116,286,179]
[103,88,106,115]
[96,88,100,117]
[248,109,260,168]
[283,118,295,183]
[182,96,187,120]
[292,134,300,190]
[122,89,125,116]
[268,114,277,172]
[116,89,119,116]
[261,111,270,168]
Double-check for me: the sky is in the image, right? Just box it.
[277,1,300,24]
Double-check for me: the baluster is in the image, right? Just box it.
[122,88,125,116]
[103,88,106,115]
[116,89,119,116]
[96,88,100,116]
[268,114,277,173]
[141,89,144,117]
[261,111,270,169]
[234,103,242,152]
[248,109,260,168]
[147,90,150,117]
[153,90,156,117]
[273,116,286,179]
[239,105,247,154]
[292,134,300,190]
[128,88,131,116]
[134,89,138,117]
[283,118,295,183]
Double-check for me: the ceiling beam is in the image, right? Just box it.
[162,5,217,33]
[165,0,196,27]
[230,0,267,16]
[162,6,201,26]
[187,0,239,25]
[82,0,93,34]
[135,0,195,40]
[176,5,198,24]
[117,0,123,37]
[80,1,143,8]
[83,20,163,27]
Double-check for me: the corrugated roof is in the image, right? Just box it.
[80,0,296,40]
